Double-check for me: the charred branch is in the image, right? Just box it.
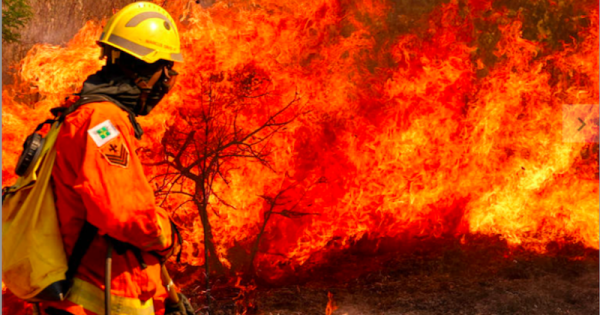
[148,64,303,313]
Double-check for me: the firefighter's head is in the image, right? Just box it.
[98,1,182,116]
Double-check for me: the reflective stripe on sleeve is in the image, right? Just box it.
[67,278,155,315]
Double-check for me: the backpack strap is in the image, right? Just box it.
[65,221,98,283]
[32,222,98,301]
[34,119,59,132]
[54,94,144,139]
[108,237,148,270]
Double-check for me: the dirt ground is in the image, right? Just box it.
[197,239,599,315]
[254,258,598,315]
[3,2,598,315]
[3,247,598,315]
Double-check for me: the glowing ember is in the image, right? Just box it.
[2,0,598,312]
[233,276,257,314]
[326,291,338,315]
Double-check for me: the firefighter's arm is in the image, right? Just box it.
[74,106,177,254]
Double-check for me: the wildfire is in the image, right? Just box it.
[2,0,598,311]
[326,291,338,315]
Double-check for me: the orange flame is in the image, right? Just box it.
[326,291,338,315]
[233,276,257,314]
[2,0,598,311]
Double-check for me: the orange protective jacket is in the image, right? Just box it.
[43,101,175,315]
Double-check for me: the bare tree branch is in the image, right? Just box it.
[148,65,304,313]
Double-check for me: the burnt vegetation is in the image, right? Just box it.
[2,0,598,314]
[188,235,599,315]
[147,62,305,312]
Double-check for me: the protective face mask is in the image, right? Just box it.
[136,67,179,116]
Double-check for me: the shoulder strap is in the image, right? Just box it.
[65,221,98,283]
[54,94,144,139]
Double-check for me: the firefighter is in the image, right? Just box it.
[42,2,193,315]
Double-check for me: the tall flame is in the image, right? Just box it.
[2,0,598,307]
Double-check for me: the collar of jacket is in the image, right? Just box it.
[77,65,144,139]
[76,94,144,140]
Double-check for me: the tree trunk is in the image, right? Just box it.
[194,189,226,275]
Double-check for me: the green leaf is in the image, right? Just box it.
[2,0,33,43]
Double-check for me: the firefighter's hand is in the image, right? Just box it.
[165,293,195,315]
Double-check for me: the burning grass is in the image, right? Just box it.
[2,0,599,313]
[202,237,599,314]
[256,257,598,315]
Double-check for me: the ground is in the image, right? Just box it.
[256,257,598,315]
[197,239,599,315]
[3,1,598,314]
[3,248,598,315]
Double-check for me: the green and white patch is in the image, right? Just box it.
[88,120,120,147]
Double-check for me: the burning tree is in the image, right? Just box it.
[146,61,302,308]
[2,0,599,313]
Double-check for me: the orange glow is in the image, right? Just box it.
[2,0,598,310]
[326,291,338,315]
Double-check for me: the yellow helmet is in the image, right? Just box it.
[98,1,183,64]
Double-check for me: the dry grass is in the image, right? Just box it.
[203,238,599,315]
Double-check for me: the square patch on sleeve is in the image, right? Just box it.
[88,120,120,147]
[99,137,130,168]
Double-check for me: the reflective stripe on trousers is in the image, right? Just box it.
[68,278,155,315]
